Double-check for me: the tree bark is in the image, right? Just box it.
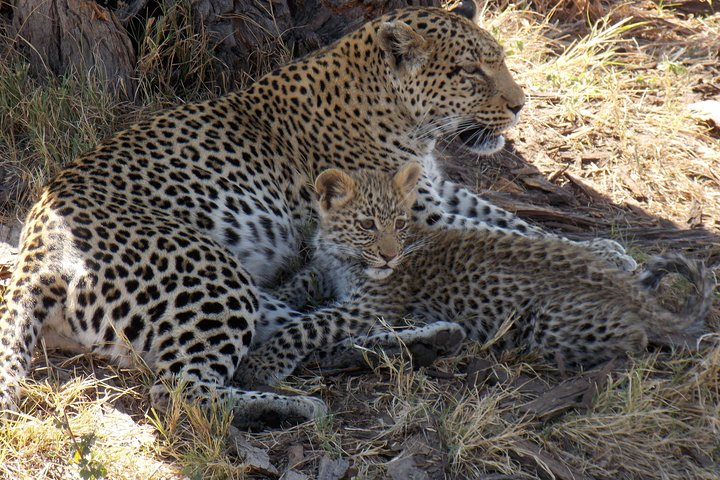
[5,0,443,95]
[9,0,136,96]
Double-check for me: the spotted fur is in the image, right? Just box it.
[0,5,537,424]
[237,163,712,385]
[0,4,632,424]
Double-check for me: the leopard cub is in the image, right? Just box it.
[242,162,713,383]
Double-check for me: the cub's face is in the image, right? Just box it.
[314,163,422,280]
[377,8,525,153]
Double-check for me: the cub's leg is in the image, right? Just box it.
[252,292,306,347]
[236,304,386,387]
[235,288,466,386]
[305,321,466,372]
[270,265,336,310]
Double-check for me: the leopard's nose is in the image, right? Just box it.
[503,94,525,115]
[508,103,523,115]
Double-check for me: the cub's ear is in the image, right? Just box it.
[315,169,356,212]
[451,0,479,22]
[393,162,422,206]
[378,21,431,74]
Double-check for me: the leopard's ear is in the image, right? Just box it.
[315,168,356,212]
[393,162,422,207]
[378,21,431,74]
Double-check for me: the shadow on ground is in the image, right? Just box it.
[438,137,720,266]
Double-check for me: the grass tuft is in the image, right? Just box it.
[135,1,225,103]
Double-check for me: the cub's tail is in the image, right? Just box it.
[638,253,714,346]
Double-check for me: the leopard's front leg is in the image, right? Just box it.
[412,176,543,234]
[414,176,637,271]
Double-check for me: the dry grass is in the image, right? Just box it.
[0,60,119,220]
[135,1,227,103]
[479,1,720,234]
[1,1,720,479]
[0,0,282,221]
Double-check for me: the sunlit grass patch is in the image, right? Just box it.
[482,3,720,223]
[0,60,119,220]
[1,370,180,480]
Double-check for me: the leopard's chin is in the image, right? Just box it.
[457,126,505,154]
[365,267,394,280]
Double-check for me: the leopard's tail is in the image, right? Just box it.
[0,261,69,416]
[638,253,714,347]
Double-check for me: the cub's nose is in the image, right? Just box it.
[380,252,397,262]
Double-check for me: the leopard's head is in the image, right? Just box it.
[375,3,525,153]
[314,162,422,280]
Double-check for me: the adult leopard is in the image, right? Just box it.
[0,3,632,425]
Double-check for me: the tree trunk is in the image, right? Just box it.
[4,0,443,95]
[9,0,136,96]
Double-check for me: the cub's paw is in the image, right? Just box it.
[402,322,467,367]
[312,322,466,371]
[582,238,637,272]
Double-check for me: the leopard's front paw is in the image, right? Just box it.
[582,238,637,272]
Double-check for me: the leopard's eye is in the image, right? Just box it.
[357,218,376,231]
[462,65,486,77]
[394,218,407,230]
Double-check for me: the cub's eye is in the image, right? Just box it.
[394,218,407,230]
[462,65,486,77]
[357,218,376,231]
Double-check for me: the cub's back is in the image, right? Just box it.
[399,227,649,327]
